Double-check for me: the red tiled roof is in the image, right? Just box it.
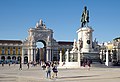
[0,40,22,44]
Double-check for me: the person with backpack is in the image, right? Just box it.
[52,64,58,78]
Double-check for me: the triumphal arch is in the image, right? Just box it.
[22,19,58,63]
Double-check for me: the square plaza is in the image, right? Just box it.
[0,0,120,82]
[0,64,120,82]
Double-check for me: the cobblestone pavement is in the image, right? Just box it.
[0,64,120,82]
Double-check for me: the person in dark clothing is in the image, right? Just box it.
[2,62,4,67]
[27,62,29,69]
[52,65,58,78]
[87,60,91,70]
[19,63,22,70]
[9,62,10,67]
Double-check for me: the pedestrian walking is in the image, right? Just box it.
[46,65,51,79]
[19,63,22,70]
[52,64,58,78]
[2,62,4,67]
[27,62,29,69]
[9,62,10,67]
[87,60,91,70]
[42,63,46,70]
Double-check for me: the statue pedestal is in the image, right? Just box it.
[58,50,81,68]
[81,52,100,62]
[77,27,94,52]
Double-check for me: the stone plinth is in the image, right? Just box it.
[77,27,94,52]
[81,52,100,62]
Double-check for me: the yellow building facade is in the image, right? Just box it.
[0,40,22,64]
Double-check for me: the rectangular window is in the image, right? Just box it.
[2,49,4,54]
[18,49,20,55]
[8,49,10,55]
[24,50,27,55]
[13,50,16,55]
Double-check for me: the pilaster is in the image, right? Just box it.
[59,51,62,62]
[66,49,69,62]
[22,48,24,63]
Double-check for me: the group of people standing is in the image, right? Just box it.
[81,59,92,70]
[42,61,58,79]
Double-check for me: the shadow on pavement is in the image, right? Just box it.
[58,75,100,79]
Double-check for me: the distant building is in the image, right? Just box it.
[57,41,73,61]
[0,39,73,64]
[0,40,22,64]
[99,38,120,65]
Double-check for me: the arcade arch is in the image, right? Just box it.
[7,56,11,60]
[17,56,21,63]
[24,56,28,64]
[1,56,5,61]
[12,56,16,60]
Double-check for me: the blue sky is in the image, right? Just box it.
[0,0,120,43]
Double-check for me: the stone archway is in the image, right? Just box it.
[22,19,58,63]
[22,19,60,63]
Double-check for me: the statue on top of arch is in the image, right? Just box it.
[39,19,43,26]
[35,19,46,29]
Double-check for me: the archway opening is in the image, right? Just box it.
[7,56,11,63]
[12,56,16,64]
[12,56,16,60]
[24,56,28,64]
[17,56,21,64]
[36,40,46,62]
[7,56,11,60]
[1,56,5,61]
